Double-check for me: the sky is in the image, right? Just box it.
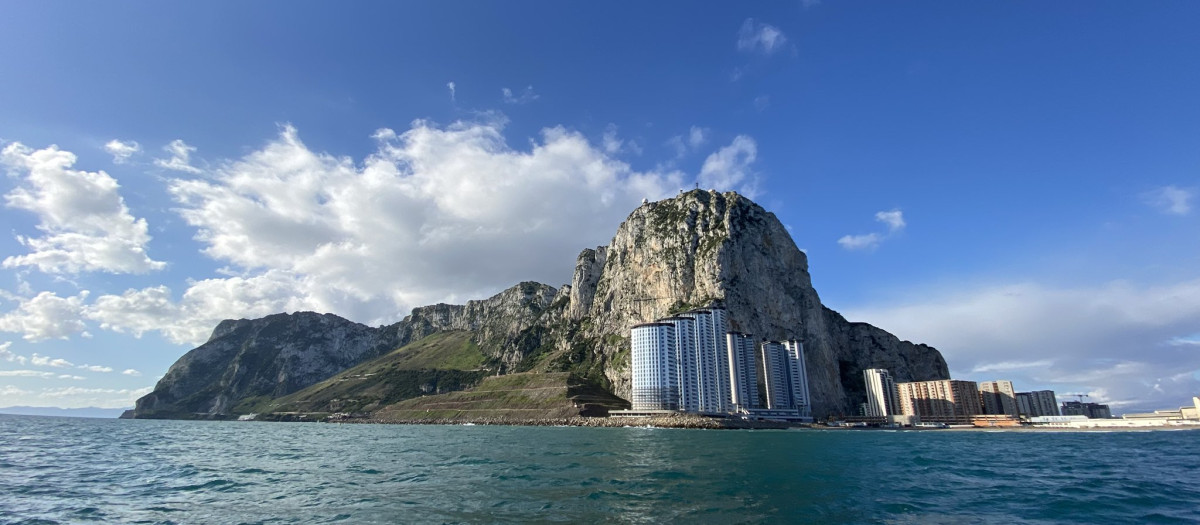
[0,2,1197,414]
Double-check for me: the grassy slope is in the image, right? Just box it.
[259,331,490,414]
[373,372,630,421]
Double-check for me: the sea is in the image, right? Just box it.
[2,415,1198,524]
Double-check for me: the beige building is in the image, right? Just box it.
[897,379,983,425]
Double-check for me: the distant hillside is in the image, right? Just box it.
[259,331,492,414]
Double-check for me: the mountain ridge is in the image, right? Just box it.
[132,189,948,419]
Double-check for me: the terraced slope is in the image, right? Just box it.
[373,372,629,422]
[261,331,491,414]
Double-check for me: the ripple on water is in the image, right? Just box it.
[2,416,1200,523]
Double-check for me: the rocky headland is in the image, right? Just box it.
[132,190,948,421]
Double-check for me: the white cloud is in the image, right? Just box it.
[687,127,708,149]
[31,353,74,368]
[1143,185,1193,216]
[57,374,85,380]
[0,291,89,341]
[447,81,456,102]
[122,369,142,376]
[753,95,770,112]
[0,341,26,365]
[77,120,690,345]
[501,85,539,105]
[1,143,166,274]
[837,233,883,251]
[153,139,202,174]
[77,364,113,373]
[86,275,308,345]
[0,385,31,396]
[698,136,759,197]
[970,359,1055,374]
[103,140,141,164]
[0,370,55,378]
[665,126,711,160]
[737,19,788,55]
[838,209,905,251]
[844,278,1200,413]
[875,209,906,232]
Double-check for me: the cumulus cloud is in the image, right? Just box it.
[501,85,539,104]
[103,140,141,164]
[665,126,709,160]
[68,120,692,345]
[0,291,89,341]
[57,374,85,380]
[154,139,202,174]
[0,341,26,365]
[77,364,112,373]
[0,143,166,274]
[698,136,758,197]
[838,209,905,251]
[844,278,1200,412]
[836,233,884,251]
[0,370,56,378]
[1143,185,1193,216]
[86,274,310,345]
[122,368,142,376]
[31,354,74,368]
[737,19,788,55]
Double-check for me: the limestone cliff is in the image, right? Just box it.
[566,190,948,416]
[133,312,396,418]
[132,283,558,418]
[136,190,948,419]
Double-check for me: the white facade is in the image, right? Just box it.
[630,322,678,410]
[761,340,811,417]
[726,332,758,411]
[863,368,899,417]
[684,308,730,413]
[659,316,699,413]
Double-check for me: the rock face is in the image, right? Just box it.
[133,283,558,418]
[572,190,948,416]
[133,312,396,418]
[136,190,948,419]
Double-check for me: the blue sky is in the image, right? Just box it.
[1,2,1197,413]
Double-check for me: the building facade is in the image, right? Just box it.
[1061,401,1112,419]
[760,340,811,417]
[897,379,983,425]
[726,332,758,411]
[978,380,1019,417]
[629,322,678,410]
[863,368,900,417]
[1016,390,1060,417]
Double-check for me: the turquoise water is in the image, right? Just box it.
[2,415,1199,524]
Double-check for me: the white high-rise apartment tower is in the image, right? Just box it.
[863,368,899,417]
[760,340,811,417]
[629,322,679,410]
[726,332,758,411]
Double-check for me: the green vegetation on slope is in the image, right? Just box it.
[374,372,629,421]
[263,331,490,413]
